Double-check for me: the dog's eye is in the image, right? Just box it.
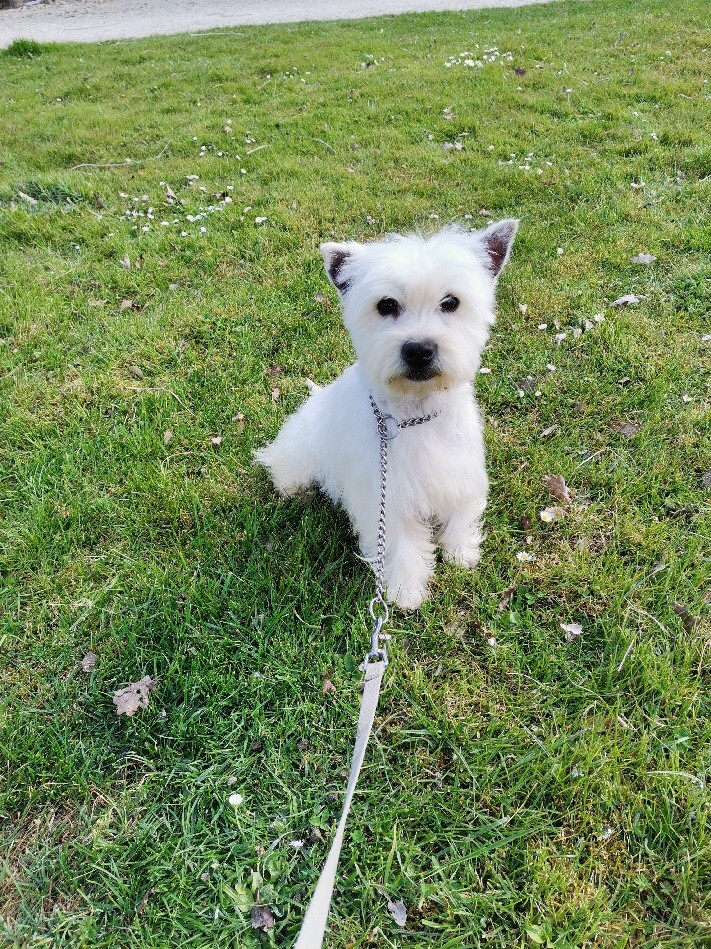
[440,294,460,313]
[376,297,401,317]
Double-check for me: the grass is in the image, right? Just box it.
[0,0,709,945]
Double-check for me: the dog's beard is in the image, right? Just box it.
[384,368,454,397]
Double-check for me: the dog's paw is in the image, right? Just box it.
[388,580,429,611]
[441,543,481,570]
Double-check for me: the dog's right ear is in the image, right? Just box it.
[320,242,361,295]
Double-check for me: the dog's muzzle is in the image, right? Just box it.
[401,339,440,381]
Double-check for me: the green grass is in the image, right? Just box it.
[1,1,709,945]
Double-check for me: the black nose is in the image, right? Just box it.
[401,339,438,370]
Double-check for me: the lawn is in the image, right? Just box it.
[0,0,709,945]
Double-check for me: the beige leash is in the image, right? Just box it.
[293,396,438,947]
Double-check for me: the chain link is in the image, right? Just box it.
[364,394,439,664]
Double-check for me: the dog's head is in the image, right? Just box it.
[320,220,518,397]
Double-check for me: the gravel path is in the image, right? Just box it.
[1,0,554,47]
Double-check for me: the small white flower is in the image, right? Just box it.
[516,551,536,562]
[538,323,548,330]
[556,247,564,255]
[487,636,497,647]
[228,793,243,808]
[200,226,207,233]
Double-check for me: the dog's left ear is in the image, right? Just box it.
[320,241,361,295]
[476,219,519,278]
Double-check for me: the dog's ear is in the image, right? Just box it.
[476,219,519,278]
[320,242,361,294]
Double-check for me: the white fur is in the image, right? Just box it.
[255,221,518,609]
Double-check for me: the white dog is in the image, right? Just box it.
[255,220,518,609]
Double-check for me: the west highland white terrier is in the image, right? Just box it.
[256,219,519,609]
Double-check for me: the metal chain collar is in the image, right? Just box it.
[365,393,439,666]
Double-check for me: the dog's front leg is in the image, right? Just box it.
[383,513,436,610]
[438,496,486,569]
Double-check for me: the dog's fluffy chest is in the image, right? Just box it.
[385,393,485,519]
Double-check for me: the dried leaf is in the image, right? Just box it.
[544,474,572,505]
[210,435,223,447]
[561,622,583,640]
[322,678,336,695]
[120,254,131,269]
[517,375,537,393]
[113,676,156,716]
[136,887,155,915]
[163,429,174,444]
[672,603,697,634]
[630,253,656,265]
[127,364,144,380]
[497,585,517,612]
[611,421,640,436]
[540,424,559,439]
[271,386,280,402]
[540,506,564,523]
[250,906,275,931]
[233,413,245,434]
[611,294,639,306]
[701,471,711,489]
[166,186,176,199]
[81,652,97,673]
[119,298,133,311]
[387,899,408,927]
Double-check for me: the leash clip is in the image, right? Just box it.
[363,616,388,667]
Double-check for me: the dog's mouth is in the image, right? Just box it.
[404,366,441,382]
